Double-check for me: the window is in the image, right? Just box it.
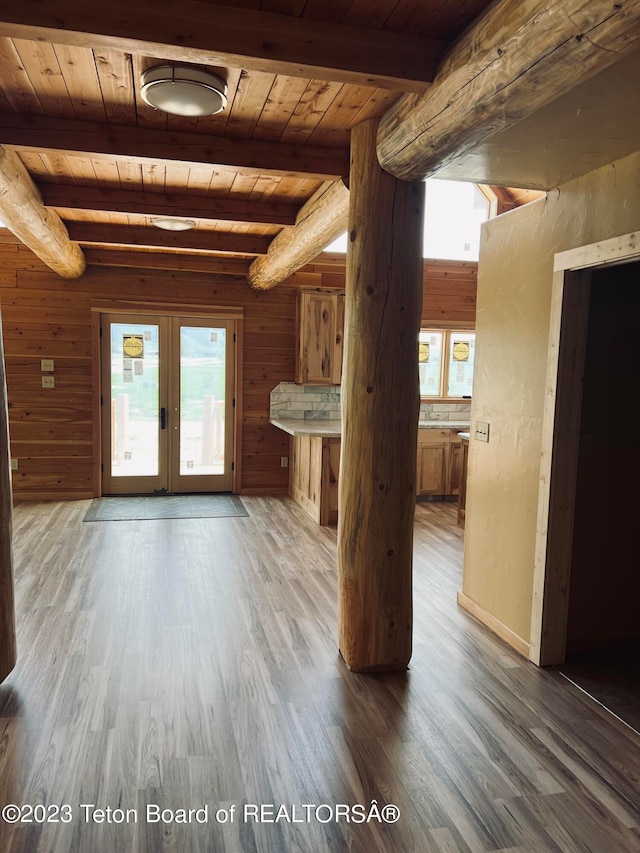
[419,330,475,399]
[324,180,494,261]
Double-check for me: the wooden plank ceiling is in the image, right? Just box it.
[0,0,493,275]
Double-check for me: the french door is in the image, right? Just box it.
[100,313,235,495]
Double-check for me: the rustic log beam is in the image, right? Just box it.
[337,118,424,672]
[0,145,86,279]
[0,307,17,684]
[377,0,640,180]
[84,248,250,277]
[0,1,445,92]
[248,181,349,290]
[0,114,348,181]
[67,223,270,256]
[41,185,299,227]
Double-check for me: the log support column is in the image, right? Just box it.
[0,308,16,683]
[337,117,424,672]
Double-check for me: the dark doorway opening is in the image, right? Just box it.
[556,261,640,732]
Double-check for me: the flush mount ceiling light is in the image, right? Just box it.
[151,217,197,232]
[140,65,228,117]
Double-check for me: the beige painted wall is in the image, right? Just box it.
[462,150,640,647]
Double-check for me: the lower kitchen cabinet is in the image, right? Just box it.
[417,428,466,499]
[288,426,467,524]
[417,431,449,495]
[290,435,340,525]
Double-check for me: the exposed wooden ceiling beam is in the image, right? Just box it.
[248,181,349,290]
[84,248,250,277]
[0,115,348,181]
[0,2,444,92]
[67,223,270,255]
[41,185,298,227]
[0,145,85,278]
[377,0,640,180]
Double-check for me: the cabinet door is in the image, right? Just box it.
[296,290,344,385]
[448,439,464,495]
[417,443,448,495]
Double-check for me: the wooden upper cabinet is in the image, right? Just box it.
[296,289,345,385]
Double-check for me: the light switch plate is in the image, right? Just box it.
[475,421,490,442]
[10,458,18,471]
[42,376,55,388]
[41,359,54,372]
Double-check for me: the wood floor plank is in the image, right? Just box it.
[0,497,638,852]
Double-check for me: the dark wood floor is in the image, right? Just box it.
[1,498,638,852]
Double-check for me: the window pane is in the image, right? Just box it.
[446,332,475,397]
[179,326,226,476]
[419,331,443,397]
[424,180,490,261]
[110,322,160,477]
[321,181,492,260]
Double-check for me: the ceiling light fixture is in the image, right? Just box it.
[140,65,228,117]
[151,217,197,232]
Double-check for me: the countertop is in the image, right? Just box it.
[271,418,470,437]
[270,418,342,437]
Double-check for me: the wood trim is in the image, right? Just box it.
[554,231,640,272]
[14,491,94,502]
[91,302,244,320]
[531,230,640,666]
[233,318,243,494]
[91,311,101,497]
[40,185,299,228]
[84,249,251,277]
[457,591,530,659]
[530,269,591,665]
[0,303,17,682]
[0,2,445,91]
[0,114,349,181]
[68,223,271,256]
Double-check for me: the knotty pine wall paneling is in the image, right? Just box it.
[0,241,476,500]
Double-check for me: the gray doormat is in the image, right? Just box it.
[84,495,248,522]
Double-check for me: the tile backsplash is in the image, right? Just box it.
[270,382,470,421]
[419,401,471,421]
[270,382,341,420]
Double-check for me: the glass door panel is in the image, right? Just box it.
[179,325,226,475]
[101,315,168,495]
[170,318,234,493]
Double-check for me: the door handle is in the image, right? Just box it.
[160,407,166,430]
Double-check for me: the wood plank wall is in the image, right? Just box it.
[0,241,476,500]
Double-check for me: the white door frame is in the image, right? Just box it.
[530,231,640,665]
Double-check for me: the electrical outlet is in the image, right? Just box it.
[41,359,54,372]
[10,458,18,471]
[280,456,289,468]
[474,421,490,442]
[42,376,55,389]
